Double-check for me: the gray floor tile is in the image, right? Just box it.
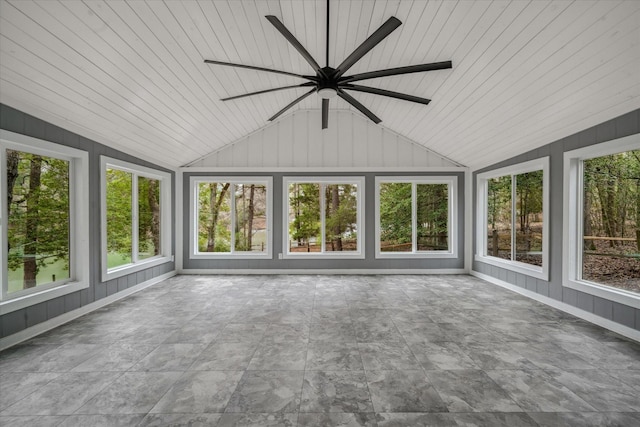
[150,370,244,413]
[138,413,222,426]
[300,370,373,413]
[1,372,119,415]
[409,341,480,370]
[75,371,181,414]
[358,342,421,370]
[189,342,258,371]
[131,343,207,371]
[247,342,307,370]
[486,369,596,412]
[2,274,639,424]
[0,415,66,427]
[306,342,364,370]
[375,412,457,427]
[56,414,145,426]
[366,370,447,413]
[528,411,640,427]
[426,369,522,413]
[298,412,378,427]
[216,413,297,426]
[224,371,304,413]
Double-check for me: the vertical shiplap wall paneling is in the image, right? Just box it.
[472,109,640,334]
[190,110,461,169]
[308,111,323,168]
[0,104,175,342]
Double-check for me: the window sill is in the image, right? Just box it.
[283,252,365,260]
[0,280,89,315]
[102,256,172,282]
[475,254,548,281]
[190,253,272,260]
[564,279,640,309]
[376,251,456,259]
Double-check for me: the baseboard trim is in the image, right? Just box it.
[471,270,640,343]
[179,269,467,275]
[0,271,176,351]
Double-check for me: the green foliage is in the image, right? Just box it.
[325,184,358,242]
[106,168,132,262]
[289,183,321,244]
[7,151,70,288]
[379,182,412,246]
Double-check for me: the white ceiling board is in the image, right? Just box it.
[0,0,638,169]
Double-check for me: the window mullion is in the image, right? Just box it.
[511,174,516,261]
[131,173,139,264]
[412,183,417,254]
[233,183,237,253]
[320,183,326,254]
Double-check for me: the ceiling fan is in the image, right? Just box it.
[205,0,452,129]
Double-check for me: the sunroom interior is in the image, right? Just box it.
[0,0,639,425]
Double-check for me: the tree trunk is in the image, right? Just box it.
[6,150,19,220]
[148,179,160,255]
[332,186,342,251]
[247,185,255,251]
[206,183,230,252]
[24,155,42,289]
[583,187,596,251]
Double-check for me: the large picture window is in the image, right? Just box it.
[283,177,364,258]
[1,130,89,314]
[476,158,549,279]
[564,136,640,307]
[191,177,272,258]
[375,177,457,258]
[101,157,172,281]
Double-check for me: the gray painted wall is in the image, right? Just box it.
[183,171,465,270]
[472,108,640,332]
[0,104,176,339]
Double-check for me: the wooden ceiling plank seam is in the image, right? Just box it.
[238,1,294,111]
[0,37,206,159]
[422,0,608,146]
[141,0,262,135]
[215,1,273,120]
[392,0,529,135]
[450,50,640,161]
[105,0,243,142]
[413,0,572,142]
[449,60,640,162]
[79,0,236,148]
[375,0,464,118]
[0,69,188,163]
[401,0,548,136]
[438,6,639,155]
[354,0,402,77]
[25,0,212,153]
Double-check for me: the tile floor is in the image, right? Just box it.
[1,274,639,427]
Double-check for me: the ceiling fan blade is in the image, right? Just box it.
[268,88,316,122]
[341,84,430,105]
[337,89,381,124]
[204,59,317,81]
[339,61,452,83]
[334,16,401,79]
[265,15,327,79]
[222,83,316,101]
[322,98,329,129]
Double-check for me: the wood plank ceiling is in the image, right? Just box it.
[0,0,639,169]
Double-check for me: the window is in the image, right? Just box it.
[190,177,272,258]
[375,177,457,258]
[564,135,640,308]
[101,157,172,281]
[283,177,364,258]
[476,158,549,280]
[1,130,89,314]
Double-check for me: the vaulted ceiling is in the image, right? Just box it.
[1,0,639,169]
